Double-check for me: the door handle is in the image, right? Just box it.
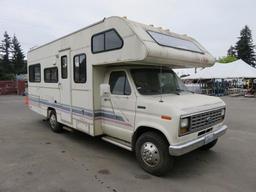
[58,82,62,88]
[104,98,110,101]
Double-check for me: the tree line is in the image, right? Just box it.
[0,31,26,80]
[219,25,256,67]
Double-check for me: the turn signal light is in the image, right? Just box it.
[161,115,172,120]
[180,127,189,135]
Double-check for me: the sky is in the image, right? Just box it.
[0,0,255,58]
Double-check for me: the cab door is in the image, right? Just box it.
[101,71,136,142]
[59,50,72,123]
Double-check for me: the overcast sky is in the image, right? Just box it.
[1,0,255,58]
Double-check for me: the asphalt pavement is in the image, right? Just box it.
[0,95,255,192]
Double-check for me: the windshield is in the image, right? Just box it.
[130,68,188,95]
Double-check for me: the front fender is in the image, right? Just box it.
[134,120,172,145]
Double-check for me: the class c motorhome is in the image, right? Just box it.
[28,16,227,176]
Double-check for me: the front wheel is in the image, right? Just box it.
[135,132,174,176]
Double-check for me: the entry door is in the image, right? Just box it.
[101,71,136,142]
[59,50,72,123]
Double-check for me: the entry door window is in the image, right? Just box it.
[61,56,68,79]
[109,71,131,95]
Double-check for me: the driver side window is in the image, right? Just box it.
[109,71,131,95]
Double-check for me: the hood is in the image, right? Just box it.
[146,93,225,115]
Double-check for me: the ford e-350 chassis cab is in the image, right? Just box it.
[27,16,227,176]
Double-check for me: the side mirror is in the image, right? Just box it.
[100,84,111,98]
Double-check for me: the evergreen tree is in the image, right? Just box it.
[235,25,256,67]
[0,31,13,74]
[11,35,25,75]
[0,56,3,79]
[227,45,237,57]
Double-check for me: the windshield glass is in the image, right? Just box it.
[130,68,188,95]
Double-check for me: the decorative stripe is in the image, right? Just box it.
[28,96,132,127]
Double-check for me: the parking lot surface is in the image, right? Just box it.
[0,95,255,192]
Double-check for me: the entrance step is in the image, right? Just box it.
[101,136,132,151]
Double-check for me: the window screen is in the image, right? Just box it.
[92,29,123,53]
[29,64,41,82]
[109,71,131,95]
[44,67,58,83]
[61,56,68,79]
[147,31,203,54]
[73,54,86,83]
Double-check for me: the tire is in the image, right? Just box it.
[200,139,218,150]
[135,132,174,176]
[48,110,63,133]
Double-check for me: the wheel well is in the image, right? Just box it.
[132,126,169,150]
[47,107,55,118]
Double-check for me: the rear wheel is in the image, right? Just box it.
[48,110,63,133]
[200,139,218,150]
[135,132,174,176]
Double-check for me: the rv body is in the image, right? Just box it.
[28,16,227,175]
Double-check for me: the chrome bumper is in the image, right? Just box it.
[169,125,228,156]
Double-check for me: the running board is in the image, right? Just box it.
[101,136,132,151]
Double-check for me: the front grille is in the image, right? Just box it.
[190,108,224,131]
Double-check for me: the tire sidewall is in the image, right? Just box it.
[135,132,173,176]
[49,111,61,132]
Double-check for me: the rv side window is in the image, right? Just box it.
[92,33,104,53]
[147,30,203,54]
[73,54,86,83]
[109,71,131,95]
[61,56,68,79]
[44,67,58,83]
[29,64,41,82]
[92,29,123,53]
[105,30,123,50]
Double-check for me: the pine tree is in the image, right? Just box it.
[0,31,13,74]
[11,35,25,75]
[235,26,256,67]
[227,45,237,57]
[0,57,3,80]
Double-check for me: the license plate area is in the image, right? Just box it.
[204,133,214,144]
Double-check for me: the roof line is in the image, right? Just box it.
[28,18,106,53]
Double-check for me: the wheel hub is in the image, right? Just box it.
[49,114,57,128]
[141,142,160,167]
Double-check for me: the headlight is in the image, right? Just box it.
[180,118,189,128]
[179,118,190,136]
[221,108,225,116]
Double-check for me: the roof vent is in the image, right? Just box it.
[123,16,127,19]
[149,24,154,27]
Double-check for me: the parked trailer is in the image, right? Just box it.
[28,16,227,176]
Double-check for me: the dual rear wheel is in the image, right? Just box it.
[48,110,63,133]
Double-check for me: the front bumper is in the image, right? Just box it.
[169,124,228,156]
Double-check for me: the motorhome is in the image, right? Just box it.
[28,16,227,176]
